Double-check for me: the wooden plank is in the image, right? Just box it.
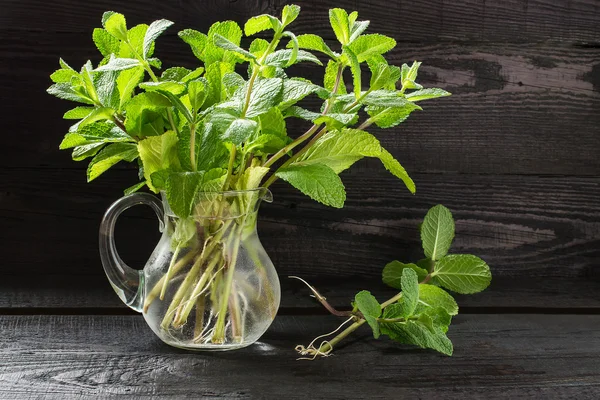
[1,275,599,310]
[2,0,600,44]
[274,0,600,43]
[3,30,599,175]
[0,314,599,398]
[2,169,599,278]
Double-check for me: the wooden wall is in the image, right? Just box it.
[1,0,599,307]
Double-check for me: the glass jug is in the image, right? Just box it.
[99,188,280,350]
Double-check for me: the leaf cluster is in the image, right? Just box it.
[48,6,451,218]
[354,205,491,355]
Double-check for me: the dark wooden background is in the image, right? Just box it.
[1,0,600,398]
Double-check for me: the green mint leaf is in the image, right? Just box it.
[329,8,350,45]
[221,118,258,145]
[265,49,322,68]
[282,31,299,66]
[143,19,173,59]
[116,66,145,109]
[258,107,287,138]
[213,34,256,61]
[244,77,283,118]
[276,163,346,208]
[249,38,269,57]
[223,72,245,97]
[246,134,287,154]
[87,142,138,182]
[244,15,273,36]
[432,254,492,294]
[50,68,79,84]
[94,70,120,109]
[92,28,120,57]
[235,165,269,191]
[368,57,401,91]
[279,78,322,109]
[124,181,146,195]
[366,101,422,128]
[347,34,395,62]
[166,171,204,218]
[313,113,358,130]
[348,20,370,43]
[151,88,194,124]
[205,21,243,65]
[124,92,171,137]
[419,284,459,316]
[188,78,208,114]
[343,45,361,97]
[281,4,301,27]
[102,12,128,41]
[137,130,179,192]
[361,90,406,107]
[196,124,229,172]
[296,128,380,173]
[178,29,208,60]
[63,107,94,120]
[161,67,191,81]
[380,319,453,356]
[283,106,321,121]
[72,143,105,161]
[421,204,455,261]
[400,268,419,317]
[59,122,132,149]
[354,290,381,338]
[203,62,235,107]
[47,83,94,104]
[95,56,141,72]
[406,88,451,102]
[77,106,116,129]
[324,60,346,94]
[294,34,337,59]
[401,61,423,90]
[140,81,186,96]
[119,24,153,59]
[382,260,428,290]
[378,148,416,194]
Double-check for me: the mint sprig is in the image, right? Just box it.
[294,204,492,359]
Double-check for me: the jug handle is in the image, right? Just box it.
[99,193,164,312]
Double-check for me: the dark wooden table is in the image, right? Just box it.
[2,0,600,398]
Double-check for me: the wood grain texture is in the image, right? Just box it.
[3,29,599,175]
[2,0,600,44]
[1,275,599,310]
[0,314,599,399]
[2,168,599,278]
[273,0,600,43]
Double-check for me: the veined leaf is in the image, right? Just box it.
[281,4,301,27]
[366,101,422,128]
[432,254,492,294]
[421,204,455,261]
[140,81,186,96]
[313,113,358,130]
[293,34,337,59]
[137,130,179,192]
[380,318,453,356]
[279,78,322,109]
[406,88,451,102]
[124,92,171,137]
[419,285,459,316]
[276,163,346,208]
[116,66,145,109]
[324,60,346,94]
[382,260,428,290]
[143,19,173,59]
[221,118,258,145]
[178,29,208,60]
[213,34,256,61]
[265,49,322,67]
[347,34,396,62]
[92,28,120,57]
[400,268,419,317]
[355,290,381,338]
[102,12,128,41]
[295,128,380,173]
[329,8,350,45]
[244,15,273,36]
[59,122,132,149]
[166,171,204,218]
[343,45,361,97]
[87,142,138,182]
[63,107,94,120]
[379,148,416,194]
[95,56,141,72]
[283,106,321,121]
[243,77,283,118]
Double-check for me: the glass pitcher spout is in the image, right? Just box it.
[99,189,280,350]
